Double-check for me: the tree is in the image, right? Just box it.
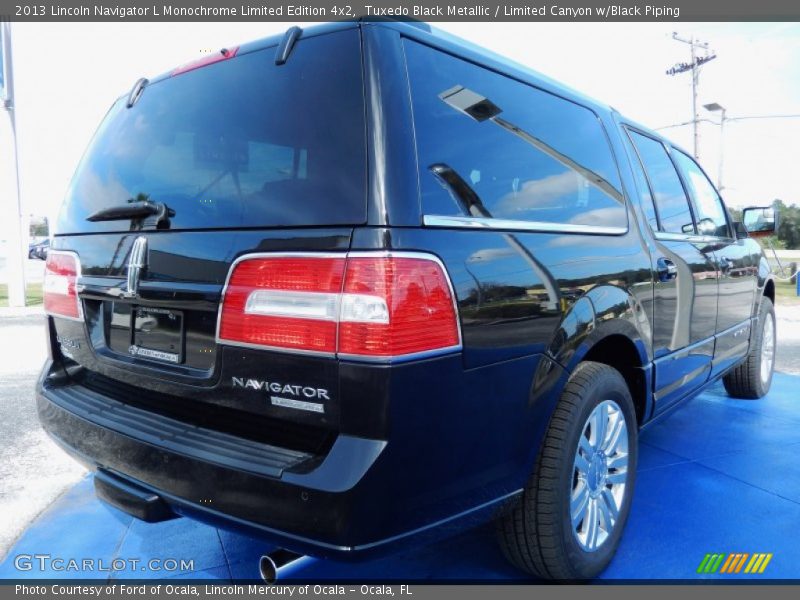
[29,216,49,238]
[775,200,800,249]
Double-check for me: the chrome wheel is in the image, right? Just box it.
[571,400,629,552]
[760,312,775,386]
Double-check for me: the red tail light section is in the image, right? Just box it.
[217,253,461,361]
[338,256,461,358]
[44,251,82,321]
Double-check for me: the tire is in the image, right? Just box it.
[497,361,638,580]
[723,297,776,399]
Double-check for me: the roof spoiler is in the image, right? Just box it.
[357,16,432,31]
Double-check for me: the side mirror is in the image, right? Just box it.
[742,205,779,237]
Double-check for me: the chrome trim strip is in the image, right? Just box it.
[422,214,627,235]
[337,346,462,364]
[125,236,148,298]
[44,250,85,322]
[653,231,723,244]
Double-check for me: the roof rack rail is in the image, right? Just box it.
[275,26,302,66]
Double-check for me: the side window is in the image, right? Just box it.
[622,129,659,231]
[672,151,730,238]
[404,40,626,230]
[628,131,694,235]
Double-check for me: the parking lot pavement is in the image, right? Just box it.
[0,312,85,559]
[776,305,800,375]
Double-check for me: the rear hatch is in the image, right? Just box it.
[47,25,366,454]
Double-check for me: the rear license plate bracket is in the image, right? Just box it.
[128,306,184,364]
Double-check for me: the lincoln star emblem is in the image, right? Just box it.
[124,236,148,298]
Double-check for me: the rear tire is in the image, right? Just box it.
[496,361,638,580]
[723,297,776,399]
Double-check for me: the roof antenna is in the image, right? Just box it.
[126,78,148,108]
[275,26,302,65]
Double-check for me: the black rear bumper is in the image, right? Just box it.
[37,350,543,559]
[36,361,387,557]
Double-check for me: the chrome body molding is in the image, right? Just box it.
[422,214,627,235]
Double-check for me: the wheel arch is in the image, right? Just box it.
[576,331,650,426]
[763,277,775,306]
[546,286,653,425]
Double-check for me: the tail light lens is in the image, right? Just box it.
[338,256,460,358]
[217,253,461,361]
[44,251,82,320]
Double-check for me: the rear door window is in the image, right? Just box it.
[404,39,626,231]
[56,28,366,234]
[672,150,731,238]
[628,131,694,235]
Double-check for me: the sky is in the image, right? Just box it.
[6,20,800,232]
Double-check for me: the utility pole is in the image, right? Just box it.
[1,22,27,307]
[666,33,717,160]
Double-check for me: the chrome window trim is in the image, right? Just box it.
[653,231,721,244]
[422,214,627,236]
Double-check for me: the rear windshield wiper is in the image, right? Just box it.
[87,199,174,229]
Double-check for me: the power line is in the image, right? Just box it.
[655,114,800,130]
[666,32,717,159]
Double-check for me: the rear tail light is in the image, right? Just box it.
[217,253,461,361]
[44,251,83,321]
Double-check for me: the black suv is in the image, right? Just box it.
[38,21,778,580]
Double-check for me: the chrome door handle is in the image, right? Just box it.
[656,257,677,282]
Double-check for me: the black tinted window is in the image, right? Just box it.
[672,151,730,238]
[405,40,626,231]
[57,29,366,234]
[628,131,693,234]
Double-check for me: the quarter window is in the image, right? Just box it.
[628,131,694,235]
[672,151,730,238]
[405,40,626,231]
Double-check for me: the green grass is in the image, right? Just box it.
[0,282,43,307]
[775,278,800,306]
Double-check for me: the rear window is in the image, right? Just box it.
[56,28,366,234]
[404,39,626,231]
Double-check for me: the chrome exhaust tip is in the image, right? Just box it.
[259,549,303,584]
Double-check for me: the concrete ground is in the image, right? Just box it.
[0,312,85,559]
[0,300,798,570]
[775,305,800,375]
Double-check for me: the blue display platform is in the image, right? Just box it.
[2,374,799,582]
